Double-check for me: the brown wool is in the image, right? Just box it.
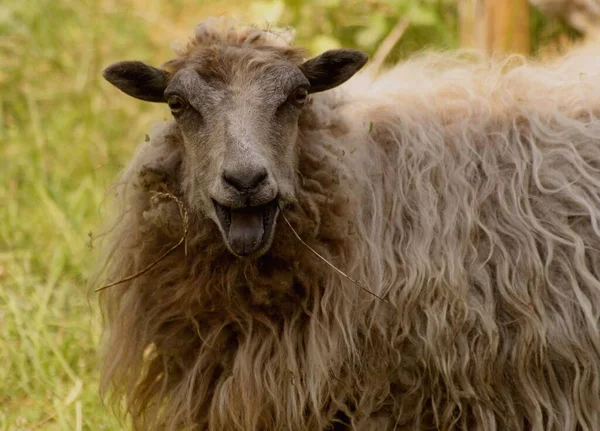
[92,19,600,431]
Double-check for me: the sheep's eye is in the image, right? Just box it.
[292,87,308,105]
[167,96,186,114]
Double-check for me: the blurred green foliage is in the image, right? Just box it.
[278,0,458,60]
[245,0,581,60]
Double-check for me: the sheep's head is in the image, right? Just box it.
[102,27,367,258]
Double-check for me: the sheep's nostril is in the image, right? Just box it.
[222,167,268,192]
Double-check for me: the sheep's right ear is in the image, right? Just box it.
[102,61,167,103]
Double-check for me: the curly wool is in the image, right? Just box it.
[94,24,600,431]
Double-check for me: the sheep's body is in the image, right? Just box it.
[97,27,600,430]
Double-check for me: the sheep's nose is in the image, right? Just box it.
[222,166,268,192]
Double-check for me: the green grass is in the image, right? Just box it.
[0,0,581,429]
[0,1,196,429]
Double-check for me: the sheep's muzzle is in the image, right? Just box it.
[213,199,280,257]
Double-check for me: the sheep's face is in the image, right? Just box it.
[103,45,367,257]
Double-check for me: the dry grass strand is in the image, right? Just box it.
[95,189,188,293]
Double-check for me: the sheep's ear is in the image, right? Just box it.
[299,49,368,94]
[102,61,167,103]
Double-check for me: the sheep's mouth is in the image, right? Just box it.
[212,199,280,257]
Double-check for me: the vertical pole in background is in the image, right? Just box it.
[459,0,530,55]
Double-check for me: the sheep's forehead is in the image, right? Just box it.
[168,47,307,106]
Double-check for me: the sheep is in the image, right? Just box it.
[94,19,600,431]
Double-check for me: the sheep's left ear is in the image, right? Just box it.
[299,49,368,94]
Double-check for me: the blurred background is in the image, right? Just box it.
[0,0,597,429]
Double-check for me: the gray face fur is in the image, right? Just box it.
[165,62,307,257]
[103,47,367,257]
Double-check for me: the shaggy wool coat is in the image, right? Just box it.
[96,23,600,431]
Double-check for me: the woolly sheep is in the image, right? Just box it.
[95,19,600,431]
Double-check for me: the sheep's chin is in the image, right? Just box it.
[213,199,280,258]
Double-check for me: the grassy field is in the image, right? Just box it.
[0,0,577,429]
